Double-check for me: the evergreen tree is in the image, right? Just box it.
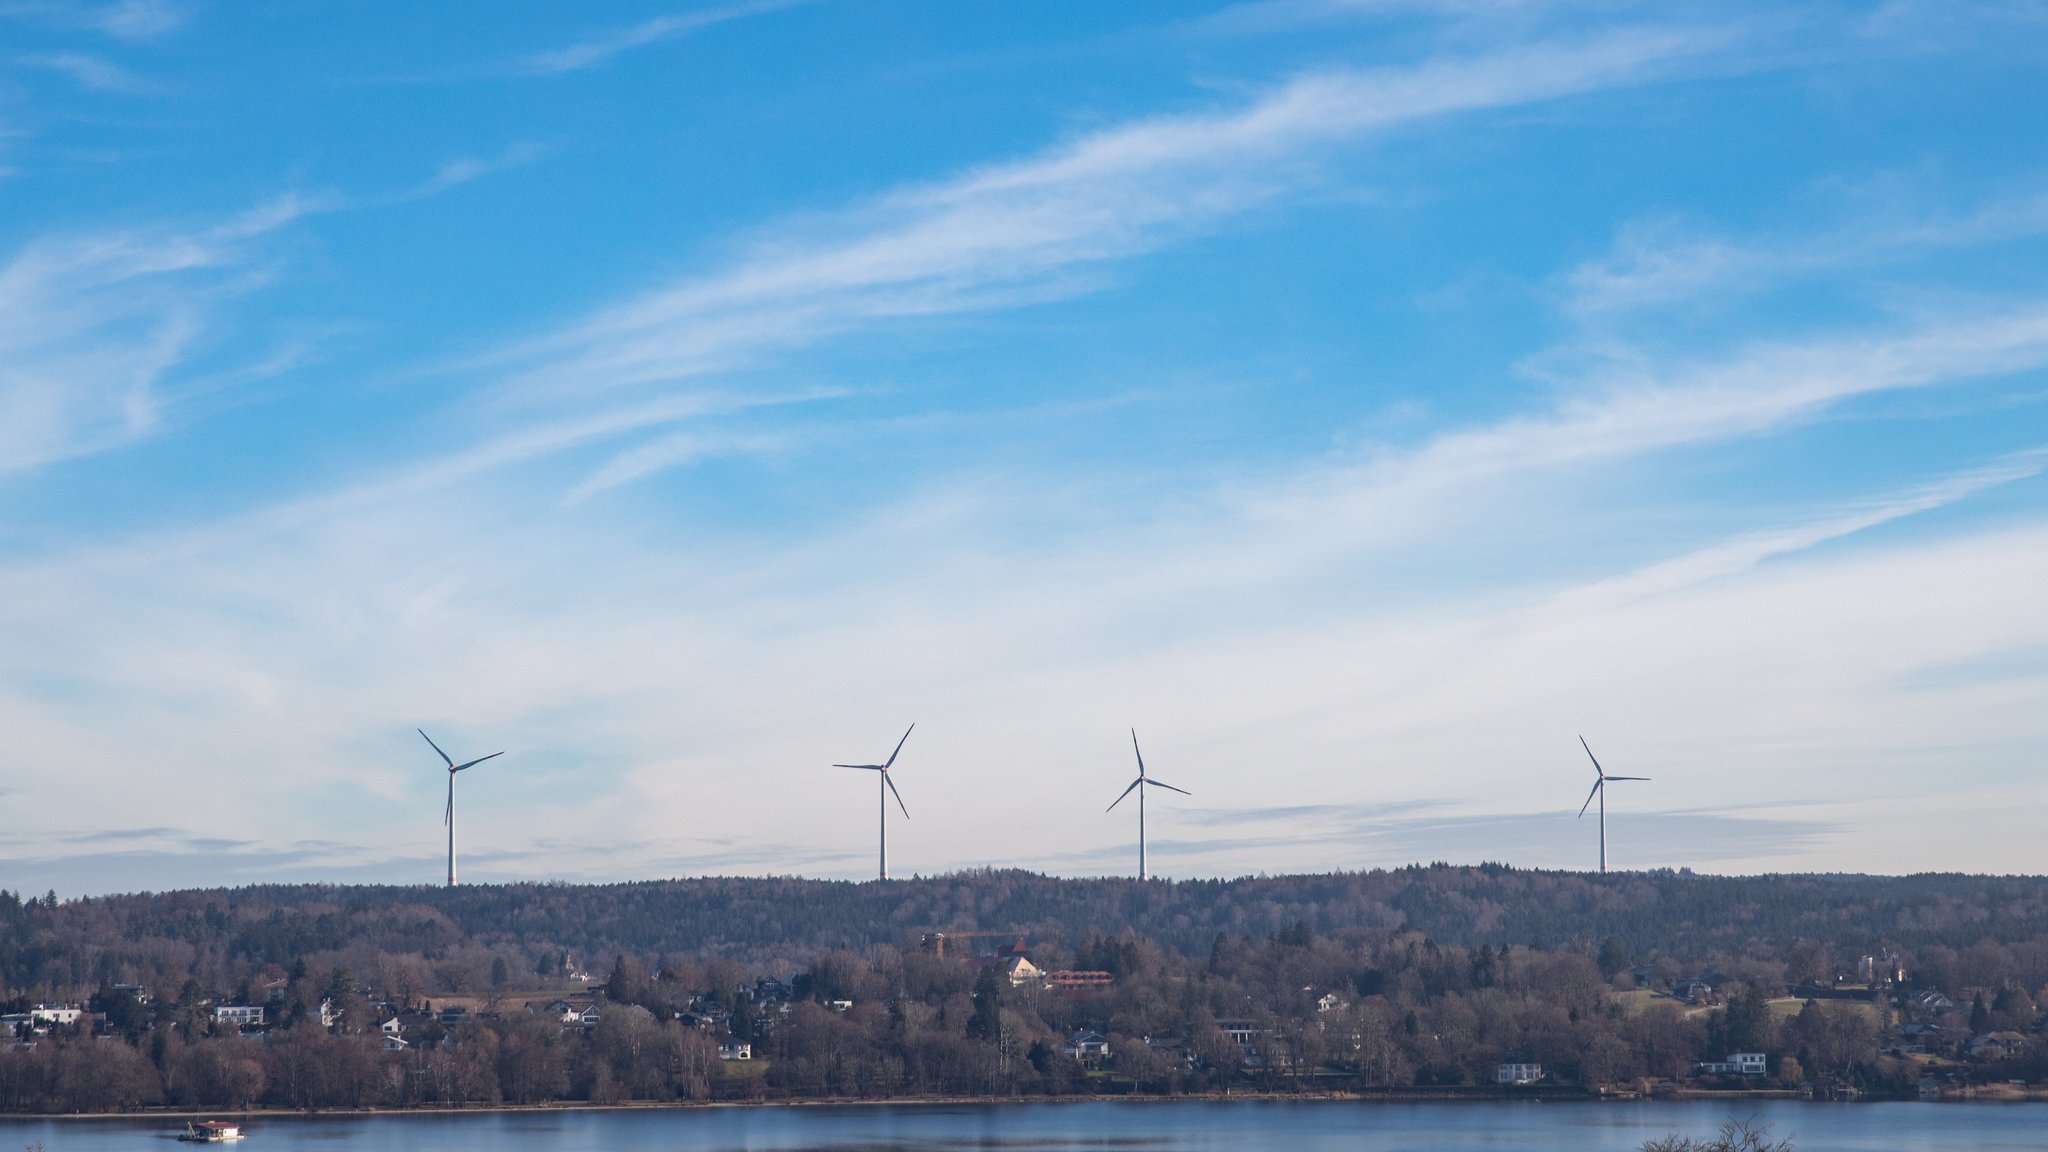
[607,954,645,1005]
[967,964,1003,1046]
[1721,983,1771,1053]
[1597,935,1631,977]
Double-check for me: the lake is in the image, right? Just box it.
[1,1099,2042,1152]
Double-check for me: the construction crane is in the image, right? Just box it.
[919,930,1028,960]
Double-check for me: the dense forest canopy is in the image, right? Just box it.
[5,867,2048,998]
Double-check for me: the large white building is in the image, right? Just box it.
[1695,1052,1767,1076]
[29,1005,81,1026]
[212,1005,265,1027]
[1494,1061,1543,1085]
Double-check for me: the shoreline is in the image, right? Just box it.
[6,1087,2040,1120]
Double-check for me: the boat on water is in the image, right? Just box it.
[178,1121,244,1143]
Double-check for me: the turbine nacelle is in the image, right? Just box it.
[1576,735,1649,816]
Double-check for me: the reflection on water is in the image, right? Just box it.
[3,1099,2044,1152]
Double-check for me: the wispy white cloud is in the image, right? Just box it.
[1550,453,2048,611]
[492,25,1738,487]
[510,0,813,77]
[1562,193,2048,316]
[15,50,156,92]
[0,194,326,475]
[0,0,186,38]
[565,428,798,504]
[90,0,183,38]
[408,142,549,199]
[1207,0,1639,30]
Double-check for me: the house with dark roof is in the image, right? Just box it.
[1063,1030,1111,1065]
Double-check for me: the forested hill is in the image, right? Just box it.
[6,867,2048,994]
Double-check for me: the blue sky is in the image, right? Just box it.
[4,0,2048,893]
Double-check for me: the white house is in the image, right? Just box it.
[1695,1052,1767,1076]
[1063,1030,1111,1063]
[212,1005,264,1027]
[1495,1061,1543,1085]
[30,1005,82,1026]
[1219,1021,1264,1047]
[719,1041,752,1061]
[1003,956,1043,987]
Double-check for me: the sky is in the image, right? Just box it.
[3,0,2048,895]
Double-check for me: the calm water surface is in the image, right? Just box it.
[2,1100,2042,1152]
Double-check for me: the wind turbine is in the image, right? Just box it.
[1577,736,1648,874]
[419,729,502,888]
[834,724,913,880]
[1107,729,1190,882]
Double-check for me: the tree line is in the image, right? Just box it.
[0,867,2044,1111]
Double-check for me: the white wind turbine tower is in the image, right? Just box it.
[1577,735,1648,874]
[834,723,914,880]
[419,729,503,887]
[1107,729,1190,882]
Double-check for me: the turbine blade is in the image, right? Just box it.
[453,751,504,772]
[1144,778,1191,796]
[1578,734,1605,780]
[1606,775,1651,781]
[1577,778,1602,818]
[1106,777,1142,812]
[1131,729,1145,777]
[834,763,883,770]
[884,723,915,770]
[884,771,910,819]
[419,729,454,768]
[444,791,453,826]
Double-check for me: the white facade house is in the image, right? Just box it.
[1695,1052,1767,1076]
[212,1005,264,1027]
[1495,1061,1543,1085]
[29,1005,82,1026]
[719,1041,753,1061]
[1064,1031,1112,1062]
